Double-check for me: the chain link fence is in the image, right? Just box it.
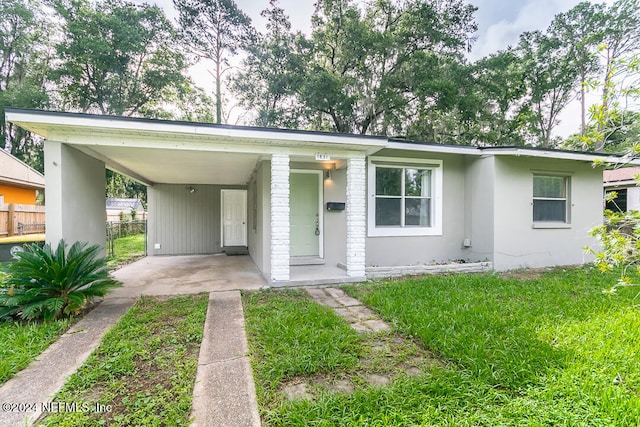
[106,220,147,258]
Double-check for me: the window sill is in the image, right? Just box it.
[531,222,571,229]
[368,226,443,237]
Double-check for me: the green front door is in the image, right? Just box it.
[290,172,320,257]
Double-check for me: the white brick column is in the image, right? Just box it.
[346,156,366,278]
[270,154,290,282]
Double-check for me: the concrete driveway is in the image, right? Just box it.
[108,254,267,298]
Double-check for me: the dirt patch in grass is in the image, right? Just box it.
[109,254,146,271]
[38,294,208,427]
[498,265,583,281]
[279,332,447,402]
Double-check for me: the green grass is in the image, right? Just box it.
[242,290,362,404]
[0,317,74,386]
[38,294,208,427]
[244,268,640,426]
[107,234,145,268]
[0,262,75,386]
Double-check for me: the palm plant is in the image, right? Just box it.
[0,240,122,321]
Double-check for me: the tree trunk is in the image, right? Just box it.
[215,56,222,124]
[580,71,586,137]
[596,50,613,152]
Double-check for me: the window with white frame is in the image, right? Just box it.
[368,158,442,236]
[532,174,569,223]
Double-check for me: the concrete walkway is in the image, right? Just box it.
[190,291,260,427]
[307,287,391,333]
[0,297,135,427]
[0,255,265,426]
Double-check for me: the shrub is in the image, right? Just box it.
[587,208,640,293]
[0,240,122,321]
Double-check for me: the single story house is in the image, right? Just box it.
[0,149,45,205]
[106,198,146,222]
[603,167,640,212]
[6,109,634,285]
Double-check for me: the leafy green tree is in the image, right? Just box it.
[0,240,122,321]
[468,50,528,146]
[408,51,528,146]
[404,60,481,145]
[556,0,640,152]
[53,0,189,117]
[593,0,640,150]
[564,110,640,153]
[549,1,606,137]
[0,0,51,171]
[106,170,147,206]
[587,207,640,294]
[174,0,255,124]
[517,30,581,147]
[175,85,216,123]
[296,0,477,136]
[230,0,304,128]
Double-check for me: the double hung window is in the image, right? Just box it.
[368,158,442,236]
[533,175,569,223]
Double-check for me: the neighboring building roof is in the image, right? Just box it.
[603,167,640,188]
[106,198,144,211]
[0,149,45,189]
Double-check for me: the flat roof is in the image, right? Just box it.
[6,108,638,165]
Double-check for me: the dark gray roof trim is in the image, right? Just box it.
[6,108,631,159]
[5,108,388,141]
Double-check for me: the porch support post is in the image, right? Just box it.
[270,154,290,282]
[346,156,366,278]
[44,140,106,253]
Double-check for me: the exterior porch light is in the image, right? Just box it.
[324,164,336,181]
[186,185,195,194]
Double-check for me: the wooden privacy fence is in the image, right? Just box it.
[0,202,46,237]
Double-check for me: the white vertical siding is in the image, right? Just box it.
[148,184,245,255]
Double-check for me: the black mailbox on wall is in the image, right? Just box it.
[326,202,346,211]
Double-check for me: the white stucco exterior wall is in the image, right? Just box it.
[491,156,602,270]
[44,141,106,252]
[627,187,640,211]
[270,154,290,282]
[365,152,467,266]
[462,156,495,262]
[322,166,348,267]
[248,161,271,279]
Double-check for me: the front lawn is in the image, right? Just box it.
[38,294,208,426]
[107,233,146,268]
[0,317,75,386]
[0,263,76,386]
[243,268,640,426]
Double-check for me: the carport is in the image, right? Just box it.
[6,109,386,286]
[108,254,267,297]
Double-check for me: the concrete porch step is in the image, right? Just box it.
[224,246,249,256]
[290,256,325,266]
